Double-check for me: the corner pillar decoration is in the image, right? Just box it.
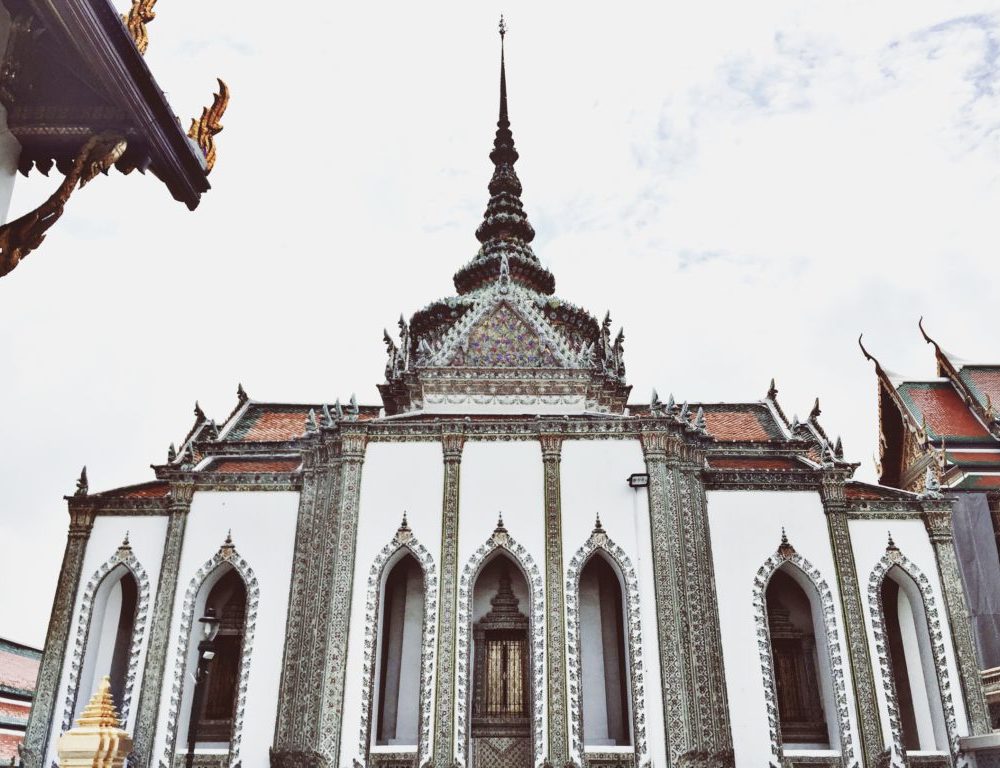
[641,430,734,767]
[923,502,992,733]
[272,444,340,767]
[20,505,95,768]
[319,428,368,766]
[540,433,569,766]
[433,432,464,768]
[677,461,733,763]
[131,482,192,768]
[820,476,884,766]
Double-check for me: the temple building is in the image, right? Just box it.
[862,326,1000,729]
[21,25,1000,768]
[0,638,40,763]
[0,0,228,278]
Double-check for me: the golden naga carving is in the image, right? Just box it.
[0,132,126,278]
[122,0,157,55]
[188,78,229,173]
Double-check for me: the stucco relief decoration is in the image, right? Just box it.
[866,535,963,767]
[61,533,150,732]
[453,302,556,368]
[454,517,546,768]
[356,515,438,767]
[752,531,857,768]
[160,533,259,768]
[564,516,648,767]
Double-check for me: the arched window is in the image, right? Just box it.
[76,566,139,719]
[578,553,631,747]
[374,553,425,746]
[765,567,836,749]
[880,566,947,751]
[470,553,533,765]
[177,565,248,750]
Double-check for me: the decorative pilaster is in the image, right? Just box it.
[20,506,95,768]
[319,429,368,766]
[640,431,687,765]
[131,482,192,768]
[678,466,733,761]
[433,432,464,768]
[540,433,569,766]
[924,503,992,734]
[820,476,884,767]
[273,445,330,765]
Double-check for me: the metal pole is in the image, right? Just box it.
[185,641,213,768]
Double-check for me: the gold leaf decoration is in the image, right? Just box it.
[122,0,157,55]
[188,78,229,173]
[0,132,126,278]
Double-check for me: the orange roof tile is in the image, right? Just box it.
[701,406,783,442]
[206,458,301,473]
[0,646,39,693]
[0,733,22,762]
[708,456,803,470]
[961,367,1000,411]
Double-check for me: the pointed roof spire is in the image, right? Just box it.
[454,17,554,295]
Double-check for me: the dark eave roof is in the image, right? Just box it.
[24,0,210,208]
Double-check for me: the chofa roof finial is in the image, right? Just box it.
[75,466,89,496]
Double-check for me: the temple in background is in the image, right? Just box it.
[15,20,1000,768]
[863,325,1000,728]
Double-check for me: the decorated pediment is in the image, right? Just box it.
[443,300,560,368]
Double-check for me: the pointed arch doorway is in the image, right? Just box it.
[471,556,533,768]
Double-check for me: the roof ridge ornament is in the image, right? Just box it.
[919,465,942,499]
[188,79,229,174]
[75,466,89,497]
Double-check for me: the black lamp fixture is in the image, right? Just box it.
[627,472,649,489]
[186,606,220,768]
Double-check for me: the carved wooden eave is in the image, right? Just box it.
[0,0,210,209]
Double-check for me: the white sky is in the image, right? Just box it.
[1,0,999,647]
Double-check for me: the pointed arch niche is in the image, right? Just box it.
[161,535,259,768]
[867,537,959,762]
[753,533,856,766]
[61,535,150,731]
[357,517,438,767]
[455,519,545,768]
[565,518,647,766]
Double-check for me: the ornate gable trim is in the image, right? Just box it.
[455,526,545,767]
[866,544,961,766]
[61,538,150,732]
[752,539,857,768]
[565,525,648,766]
[160,537,259,768]
[356,524,438,767]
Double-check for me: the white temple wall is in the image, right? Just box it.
[707,490,860,766]
[150,491,297,768]
[458,440,546,754]
[848,517,970,745]
[560,438,664,763]
[342,441,443,761]
[44,515,167,767]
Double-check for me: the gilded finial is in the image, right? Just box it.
[399,511,410,532]
[118,531,131,553]
[887,531,898,552]
[809,398,821,421]
[237,382,248,404]
[495,512,507,533]
[593,513,604,533]
[778,527,796,557]
[75,466,88,496]
[767,378,778,400]
[188,79,229,173]
[194,401,206,422]
[167,443,176,463]
[75,676,120,728]
[498,14,507,39]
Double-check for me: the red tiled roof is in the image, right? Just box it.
[92,481,170,499]
[701,407,782,442]
[227,407,312,442]
[206,458,301,473]
[0,733,22,762]
[0,646,40,693]
[0,700,29,721]
[961,367,1000,411]
[954,475,1000,490]
[947,450,1000,466]
[897,383,990,440]
[708,456,803,470]
[844,482,914,501]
